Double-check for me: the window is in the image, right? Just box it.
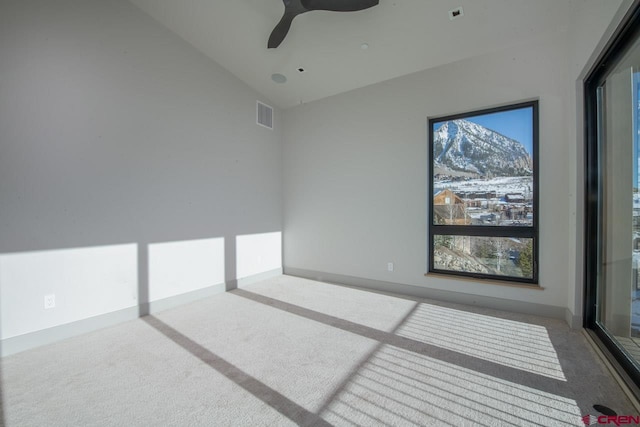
[428,101,539,283]
[584,2,640,393]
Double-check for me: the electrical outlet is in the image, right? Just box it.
[387,262,394,272]
[44,294,56,309]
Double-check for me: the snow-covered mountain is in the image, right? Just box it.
[434,119,532,177]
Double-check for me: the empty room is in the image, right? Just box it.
[3,0,640,425]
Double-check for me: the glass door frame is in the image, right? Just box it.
[584,2,640,389]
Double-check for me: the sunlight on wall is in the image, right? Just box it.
[148,237,224,302]
[236,232,282,279]
[395,304,566,380]
[321,345,580,426]
[0,244,138,339]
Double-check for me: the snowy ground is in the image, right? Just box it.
[435,176,533,198]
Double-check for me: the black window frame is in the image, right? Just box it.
[427,100,540,284]
[583,1,640,391]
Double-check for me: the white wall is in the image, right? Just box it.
[0,244,137,339]
[236,232,283,281]
[0,0,282,347]
[282,12,620,312]
[148,237,225,302]
[565,0,634,325]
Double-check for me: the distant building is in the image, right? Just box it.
[433,189,471,225]
[505,193,525,203]
[461,191,497,199]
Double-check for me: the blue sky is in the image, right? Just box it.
[435,106,534,155]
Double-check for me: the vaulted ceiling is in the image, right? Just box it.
[130,0,580,109]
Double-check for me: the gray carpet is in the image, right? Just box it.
[0,275,636,426]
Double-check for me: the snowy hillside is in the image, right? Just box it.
[434,119,532,177]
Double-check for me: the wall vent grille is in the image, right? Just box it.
[257,101,273,129]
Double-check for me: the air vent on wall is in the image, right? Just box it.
[257,101,273,129]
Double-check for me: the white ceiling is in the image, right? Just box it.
[129,0,577,109]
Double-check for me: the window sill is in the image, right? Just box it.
[424,272,544,290]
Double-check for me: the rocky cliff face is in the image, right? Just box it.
[433,119,532,177]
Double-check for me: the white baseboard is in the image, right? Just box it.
[238,268,283,288]
[147,282,227,314]
[565,308,583,329]
[285,267,567,321]
[1,268,283,357]
[0,307,139,357]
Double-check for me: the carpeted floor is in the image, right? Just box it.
[0,275,637,426]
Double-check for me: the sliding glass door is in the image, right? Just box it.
[595,63,640,355]
[585,4,640,389]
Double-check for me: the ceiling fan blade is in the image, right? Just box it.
[267,0,377,48]
[301,0,379,12]
[268,10,298,49]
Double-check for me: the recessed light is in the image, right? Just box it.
[271,73,287,84]
[361,43,369,50]
[449,7,463,20]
